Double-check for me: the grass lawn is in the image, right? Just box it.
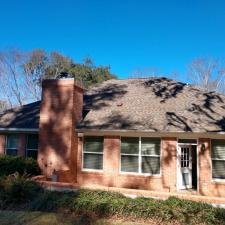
[0,210,162,225]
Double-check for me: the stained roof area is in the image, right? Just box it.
[0,77,225,133]
[79,77,225,133]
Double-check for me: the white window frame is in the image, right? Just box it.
[5,134,19,156]
[26,134,38,158]
[120,136,161,176]
[82,136,104,172]
[211,139,225,182]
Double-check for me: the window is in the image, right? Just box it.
[212,140,225,179]
[6,134,19,156]
[121,137,161,175]
[26,134,39,159]
[83,136,103,170]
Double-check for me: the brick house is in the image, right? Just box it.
[0,77,225,198]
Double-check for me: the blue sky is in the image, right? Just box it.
[0,0,225,80]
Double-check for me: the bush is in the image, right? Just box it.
[0,155,40,177]
[0,184,225,224]
[0,173,42,206]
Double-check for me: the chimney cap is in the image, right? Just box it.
[56,72,74,79]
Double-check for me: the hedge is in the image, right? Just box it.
[0,155,40,177]
[0,175,225,225]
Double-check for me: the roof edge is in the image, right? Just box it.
[76,129,225,136]
[0,128,39,133]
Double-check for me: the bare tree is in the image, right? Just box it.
[188,58,225,94]
[0,49,27,106]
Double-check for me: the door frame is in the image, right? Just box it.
[176,139,199,191]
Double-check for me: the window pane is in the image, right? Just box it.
[141,156,160,174]
[84,136,103,153]
[141,138,160,155]
[182,173,189,186]
[27,134,39,149]
[212,160,225,179]
[7,134,19,149]
[83,153,103,170]
[121,155,139,172]
[27,150,38,159]
[212,140,225,159]
[121,137,139,154]
[6,149,18,156]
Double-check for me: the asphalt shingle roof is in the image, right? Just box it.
[79,77,225,133]
[0,101,40,129]
[0,77,225,133]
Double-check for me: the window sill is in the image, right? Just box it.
[119,172,161,177]
[212,179,225,183]
[81,169,104,174]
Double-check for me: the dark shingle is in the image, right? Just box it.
[1,77,225,133]
[0,101,40,129]
[78,77,225,133]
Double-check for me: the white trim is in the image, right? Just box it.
[0,128,39,133]
[77,129,225,136]
[197,139,200,193]
[211,139,225,182]
[177,139,199,191]
[81,136,104,172]
[119,136,162,176]
[5,134,19,155]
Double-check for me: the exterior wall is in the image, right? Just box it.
[198,138,225,197]
[0,134,6,155]
[77,136,178,192]
[18,133,26,156]
[76,135,225,198]
[0,133,26,156]
[38,79,83,181]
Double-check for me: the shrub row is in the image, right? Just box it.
[0,155,40,177]
[0,175,225,225]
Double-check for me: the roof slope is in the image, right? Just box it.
[78,77,225,133]
[0,101,40,130]
[0,77,224,133]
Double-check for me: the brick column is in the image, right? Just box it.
[103,136,120,187]
[0,134,6,155]
[161,137,177,192]
[198,138,211,196]
[38,79,84,182]
[18,134,26,156]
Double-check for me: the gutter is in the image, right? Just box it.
[0,128,39,133]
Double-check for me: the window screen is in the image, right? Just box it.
[212,140,225,179]
[141,138,160,174]
[6,134,19,156]
[83,136,103,170]
[26,134,39,159]
[120,137,161,175]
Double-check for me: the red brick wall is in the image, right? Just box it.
[0,133,26,156]
[198,138,225,197]
[0,134,6,155]
[77,136,178,192]
[38,79,83,181]
[18,134,26,156]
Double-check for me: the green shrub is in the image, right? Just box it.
[0,184,225,224]
[0,173,42,206]
[0,155,40,177]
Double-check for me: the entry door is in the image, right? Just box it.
[178,145,192,189]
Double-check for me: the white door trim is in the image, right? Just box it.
[177,144,194,190]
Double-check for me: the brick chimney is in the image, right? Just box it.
[38,79,84,182]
